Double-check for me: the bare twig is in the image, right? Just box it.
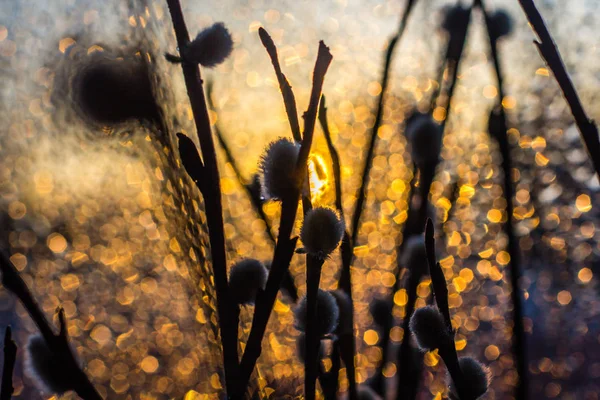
[206,81,298,301]
[350,0,417,255]
[477,2,527,397]
[1,327,16,400]
[319,97,358,399]
[425,219,484,400]
[304,256,325,400]
[235,38,333,398]
[258,28,302,142]
[517,0,600,180]
[166,0,240,393]
[0,254,101,400]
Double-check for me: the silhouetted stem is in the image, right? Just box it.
[235,39,333,398]
[305,256,324,400]
[517,0,600,180]
[424,219,473,400]
[1,327,16,400]
[258,28,302,143]
[206,82,298,302]
[166,0,240,394]
[476,2,527,398]
[0,254,101,400]
[350,0,416,252]
[319,96,358,399]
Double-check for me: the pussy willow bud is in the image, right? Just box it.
[183,22,233,67]
[440,4,471,35]
[369,298,392,329]
[294,289,339,337]
[448,357,491,400]
[405,113,443,168]
[259,138,300,200]
[409,306,448,352]
[357,385,383,400]
[400,235,427,272]
[300,207,345,259]
[228,259,268,305]
[489,9,513,41]
[329,290,352,335]
[25,335,73,394]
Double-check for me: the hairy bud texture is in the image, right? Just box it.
[294,289,340,337]
[300,207,345,259]
[183,22,233,67]
[448,357,491,400]
[228,259,268,305]
[259,138,300,200]
[409,305,448,352]
[405,113,443,168]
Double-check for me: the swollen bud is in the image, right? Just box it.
[25,335,73,395]
[409,306,448,352]
[405,113,443,168]
[440,4,471,35]
[448,357,491,400]
[300,207,345,259]
[294,289,340,337]
[489,9,513,41]
[259,138,300,200]
[229,259,268,305]
[183,22,233,67]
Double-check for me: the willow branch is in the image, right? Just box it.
[0,254,101,400]
[206,82,298,301]
[166,0,239,393]
[477,2,527,397]
[517,0,600,180]
[258,28,302,142]
[235,39,333,398]
[318,97,357,399]
[1,327,16,400]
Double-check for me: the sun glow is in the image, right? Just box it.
[308,153,329,203]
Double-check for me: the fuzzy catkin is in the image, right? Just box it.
[448,357,491,400]
[259,138,300,200]
[405,113,443,168]
[228,259,268,305]
[294,289,339,337]
[409,305,448,352]
[300,207,345,259]
[183,22,233,67]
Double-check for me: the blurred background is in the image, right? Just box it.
[1,0,600,398]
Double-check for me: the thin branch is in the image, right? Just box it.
[517,0,600,180]
[304,256,325,400]
[477,2,527,397]
[1,327,16,400]
[350,0,417,251]
[258,28,302,142]
[166,0,239,393]
[206,81,298,301]
[318,96,357,399]
[0,254,101,400]
[235,38,333,398]
[424,219,473,400]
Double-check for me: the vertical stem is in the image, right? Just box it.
[165,0,239,393]
[477,2,528,397]
[1,327,16,400]
[304,257,324,400]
